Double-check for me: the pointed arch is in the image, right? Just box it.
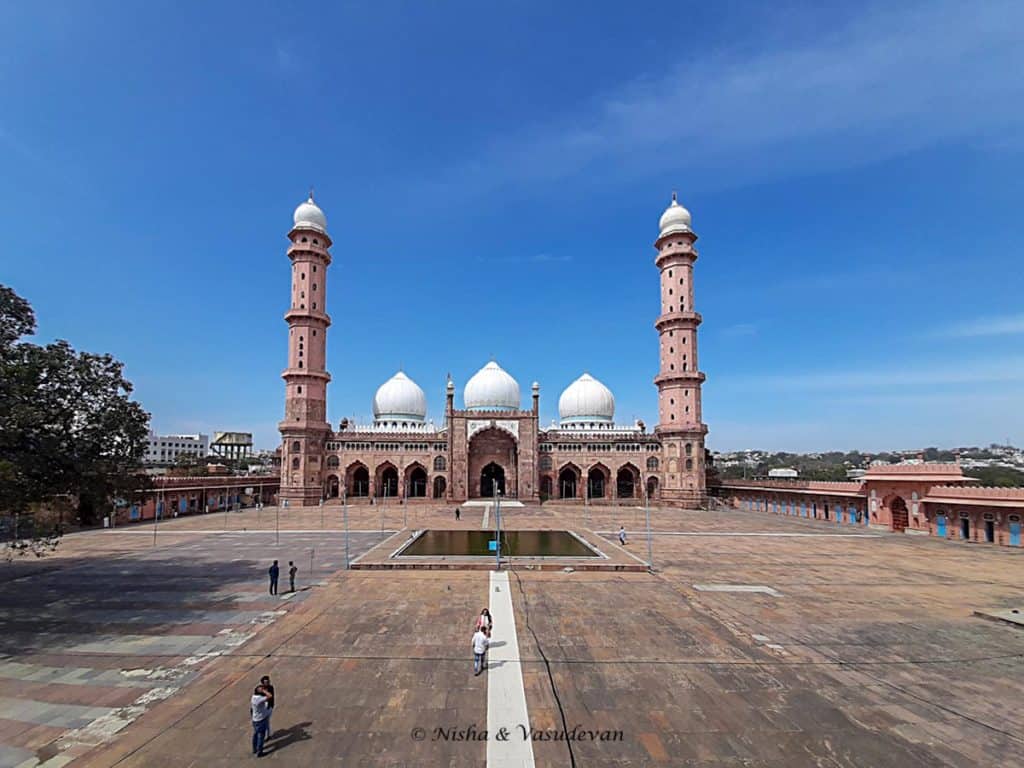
[558,463,581,499]
[587,462,611,499]
[616,462,640,499]
[405,461,429,498]
[375,461,399,498]
[346,461,370,497]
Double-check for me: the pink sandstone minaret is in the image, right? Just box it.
[653,193,708,507]
[278,193,333,506]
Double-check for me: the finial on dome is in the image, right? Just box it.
[671,190,677,203]
[309,186,315,202]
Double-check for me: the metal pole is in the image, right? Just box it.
[320,497,324,529]
[223,485,229,530]
[494,486,501,570]
[343,486,350,570]
[275,502,280,546]
[645,482,653,570]
[309,547,315,586]
[153,490,160,547]
[381,484,386,534]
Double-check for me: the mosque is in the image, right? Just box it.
[277,192,709,507]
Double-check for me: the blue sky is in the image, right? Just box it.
[3,1,1023,452]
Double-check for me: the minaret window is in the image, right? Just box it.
[685,443,692,456]
[313,265,317,272]
[685,459,693,471]
[292,458,300,469]
[668,270,673,277]
[297,386,302,394]
[312,303,317,309]
[292,441,301,452]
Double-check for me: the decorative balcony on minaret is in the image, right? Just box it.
[278,193,333,506]
[653,193,709,507]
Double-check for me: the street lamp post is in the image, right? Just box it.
[494,486,502,570]
[645,479,653,570]
[343,486,350,570]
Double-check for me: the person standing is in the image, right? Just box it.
[475,608,493,633]
[288,561,297,592]
[472,626,489,676]
[268,560,279,595]
[259,675,275,734]
[455,507,461,521]
[619,526,627,546]
[250,684,273,757]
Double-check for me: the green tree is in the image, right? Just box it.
[0,285,150,547]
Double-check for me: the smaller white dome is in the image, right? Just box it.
[559,372,615,425]
[373,371,427,422]
[293,194,327,233]
[658,192,691,238]
[464,361,521,411]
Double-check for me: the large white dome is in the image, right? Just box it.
[558,372,615,425]
[464,361,520,411]
[373,371,427,422]
[658,192,691,238]
[293,194,327,233]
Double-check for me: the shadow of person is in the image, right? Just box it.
[488,640,507,649]
[264,721,313,754]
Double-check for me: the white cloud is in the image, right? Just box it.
[429,1,1024,195]
[935,313,1024,338]
[720,357,1024,393]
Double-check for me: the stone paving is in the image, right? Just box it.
[0,520,390,767]
[1,503,1021,766]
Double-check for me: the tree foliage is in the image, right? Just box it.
[0,285,151,543]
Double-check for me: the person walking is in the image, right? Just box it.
[618,525,627,546]
[250,683,274,757]
[475,608,493,633]
[288,561,297,592]
[259,675,275,735]
[268,560,279,595]
[472,626,490,676]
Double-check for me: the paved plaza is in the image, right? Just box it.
[1,504,1021,767]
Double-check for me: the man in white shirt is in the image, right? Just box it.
[472,628,490,676]
[251,684,274,757]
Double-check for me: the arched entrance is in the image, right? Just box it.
[433,476,447,499]
[377,464,399,499]
[616,464,638,499]
[468,427,518,498]
[326,475,340,498]
[646,476,659,500]
[558,465,579,499]
[407,465,428,498]
[347,463,369,497]
[587,464,609,499]
[890,496,909,532]
[480,462,505,497]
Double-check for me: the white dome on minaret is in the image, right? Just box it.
[464,361,521,411]
[658,192,691,238]
[373,371,427,423]
[558,373,615,425]
[293,192,327,233]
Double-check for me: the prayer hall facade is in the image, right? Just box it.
[277,192,709,508]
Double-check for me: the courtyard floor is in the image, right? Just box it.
[0,503,1021,767]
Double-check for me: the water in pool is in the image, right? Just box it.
[399,529,599,557]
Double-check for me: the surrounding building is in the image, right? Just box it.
[143,432,209,466]
[210,431,254,461]
[278,192,709,507]
[768,468,798,479]
[718,462,1024,547]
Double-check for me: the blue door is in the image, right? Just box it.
[936,514,947,538]
[1010,519,1021,546]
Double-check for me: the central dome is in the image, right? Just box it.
[464,361,520,411]
[373,371,427,423]
[558,373,615,425]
